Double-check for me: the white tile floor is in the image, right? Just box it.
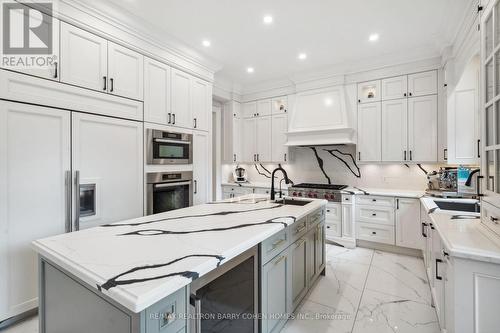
[1,244,439,333]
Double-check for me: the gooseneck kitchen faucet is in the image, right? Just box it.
[270,165,291,200]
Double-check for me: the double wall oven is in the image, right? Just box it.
[147,129,193,165]
[146,171,193,215]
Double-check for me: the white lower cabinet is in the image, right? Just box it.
[356,222,395,245]
[193,131,211,205]
[341,203,355,239]
[0,101,70,322]
[325,203,342,238]
[395,198,422,249]
[72,113,143,230]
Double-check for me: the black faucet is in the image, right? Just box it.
[270,166,291,200]
[465,169,480,186]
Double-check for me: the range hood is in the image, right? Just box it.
[285,85,357,146]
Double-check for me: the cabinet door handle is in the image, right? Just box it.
[103,76,107,91]
[404,150,407,161]
[409,92,413,96]
[477,139,481,158]
[257,154,260,161]
[435,259,443,280]
[274,255,286,265]
[409,150,413,161]
[396,198,399,209]
[421,222,428,238]
[233,154,236,162]
[193,118,197,128]
[284,153,287,162]
[172,113,176,125]
[74,170,80,231]
[477,175,484,197]
[358,152,361,161]
[194,180,198,194]
[404,93,407,97]
[168,113,172,124]
[444,148,448,161]
[54,62,58,79]
[65,170,71,232]
[110,78,114,92]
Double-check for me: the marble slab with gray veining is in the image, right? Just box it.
[32,194,326,313]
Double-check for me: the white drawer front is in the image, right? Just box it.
[481,201,500,239]
[326,220,342,239]
[356,222,395,245]
[356,195,394,207]
[326,203,342,221]
[356,206,394,226]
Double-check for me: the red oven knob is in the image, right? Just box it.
[292,192,297,196]
[298,192,303,197]
[313,193,318,198]
[324,194,330,199]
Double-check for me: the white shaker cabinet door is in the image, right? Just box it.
[241,117,256,163]
[0,101,70,322]
[144,57,171,125]
[408,70,437,97]
[381,75,408,100]
[257,99,273,116]
[357,102,381,162]
[242,102,257,118]
[382,99,408,162]
[395,198,422,250]
[191,78,211,131]
[108,42,144,101]
[256,116,272,162]
[408,95,438,162]
[72,113,143,230]
[60,22,107,92]
[171,68,192,128]
[193,131,211,205]
[271,114,289,163]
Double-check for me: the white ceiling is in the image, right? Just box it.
[87,0,470,87]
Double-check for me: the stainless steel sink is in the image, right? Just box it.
[273,198,312,206]
[433,200,480,213]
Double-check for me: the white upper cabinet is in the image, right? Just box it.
[193,131,211,205]
[107,42,144,101]
[171,68,191,128]
[241,117,257,162]
[408,95,438,162]
[408,71,438,97]
[272,114,289,163]
[256,116,272,162]
[382,99,408,162]
[242,102,257,118]
[381,75,408,100]
[0,4,60,81]
[144,57,171,125]
[272,97,288,114]
[222,101,241,163]
[191,78,212,131]
[257,99,273,116]
[357,102,381,162]
[358,80,381,103]
[60,22,107,92]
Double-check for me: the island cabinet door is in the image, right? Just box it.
[0,101,70,322]
[261,249,291,333]
[291,238,308,310]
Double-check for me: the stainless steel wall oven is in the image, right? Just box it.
[146,171,193,215]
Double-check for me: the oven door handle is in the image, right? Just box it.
[153,181,192,188]
[153,138,191,144]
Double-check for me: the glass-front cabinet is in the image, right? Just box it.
[482,0,500,208]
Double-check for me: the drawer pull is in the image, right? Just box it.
[372,199,377,202]
[295,225,306,234]
[295,239,306,248]
[326,226,331,229]
[372,213,377,217]
[490,216,499,224]
[326,209,331,213]
[435,259,443,280]
[274,255,286,265]
[371,231,377,235]
[271,238,286,250]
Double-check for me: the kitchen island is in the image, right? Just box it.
[32,195,327,333]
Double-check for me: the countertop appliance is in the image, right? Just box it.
[233,166,248,183]
[146,129,193,165]
[289,183,348,202]
[146,171,193,215]
[426,167,479,198]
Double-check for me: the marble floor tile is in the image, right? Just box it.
[327,245,374,265]
[364,251,432,305]
[352,289,440,333]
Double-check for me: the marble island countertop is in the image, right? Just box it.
[420,197,500,264]
[32,195,326,313]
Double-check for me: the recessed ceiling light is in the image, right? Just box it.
[298,53,307,60]
[369,33,379,42]
[263,15,273,24]
[202,40,211,47]
[247,67,255,73]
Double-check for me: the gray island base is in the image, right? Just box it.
[34,195,326,333]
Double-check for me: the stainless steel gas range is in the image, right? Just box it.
[289,183,348,202]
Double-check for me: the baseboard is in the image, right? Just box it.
[356,240,423,258]
[0,308,38,330]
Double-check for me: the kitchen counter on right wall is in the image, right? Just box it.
[343,187,425,199]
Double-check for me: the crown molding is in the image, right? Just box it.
[26,0,222,82]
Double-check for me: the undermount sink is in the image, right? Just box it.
[273,198,313,206]
[433,200,481,213]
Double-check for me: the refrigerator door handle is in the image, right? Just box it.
[75,170,80,231]
[65,170,72,232]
